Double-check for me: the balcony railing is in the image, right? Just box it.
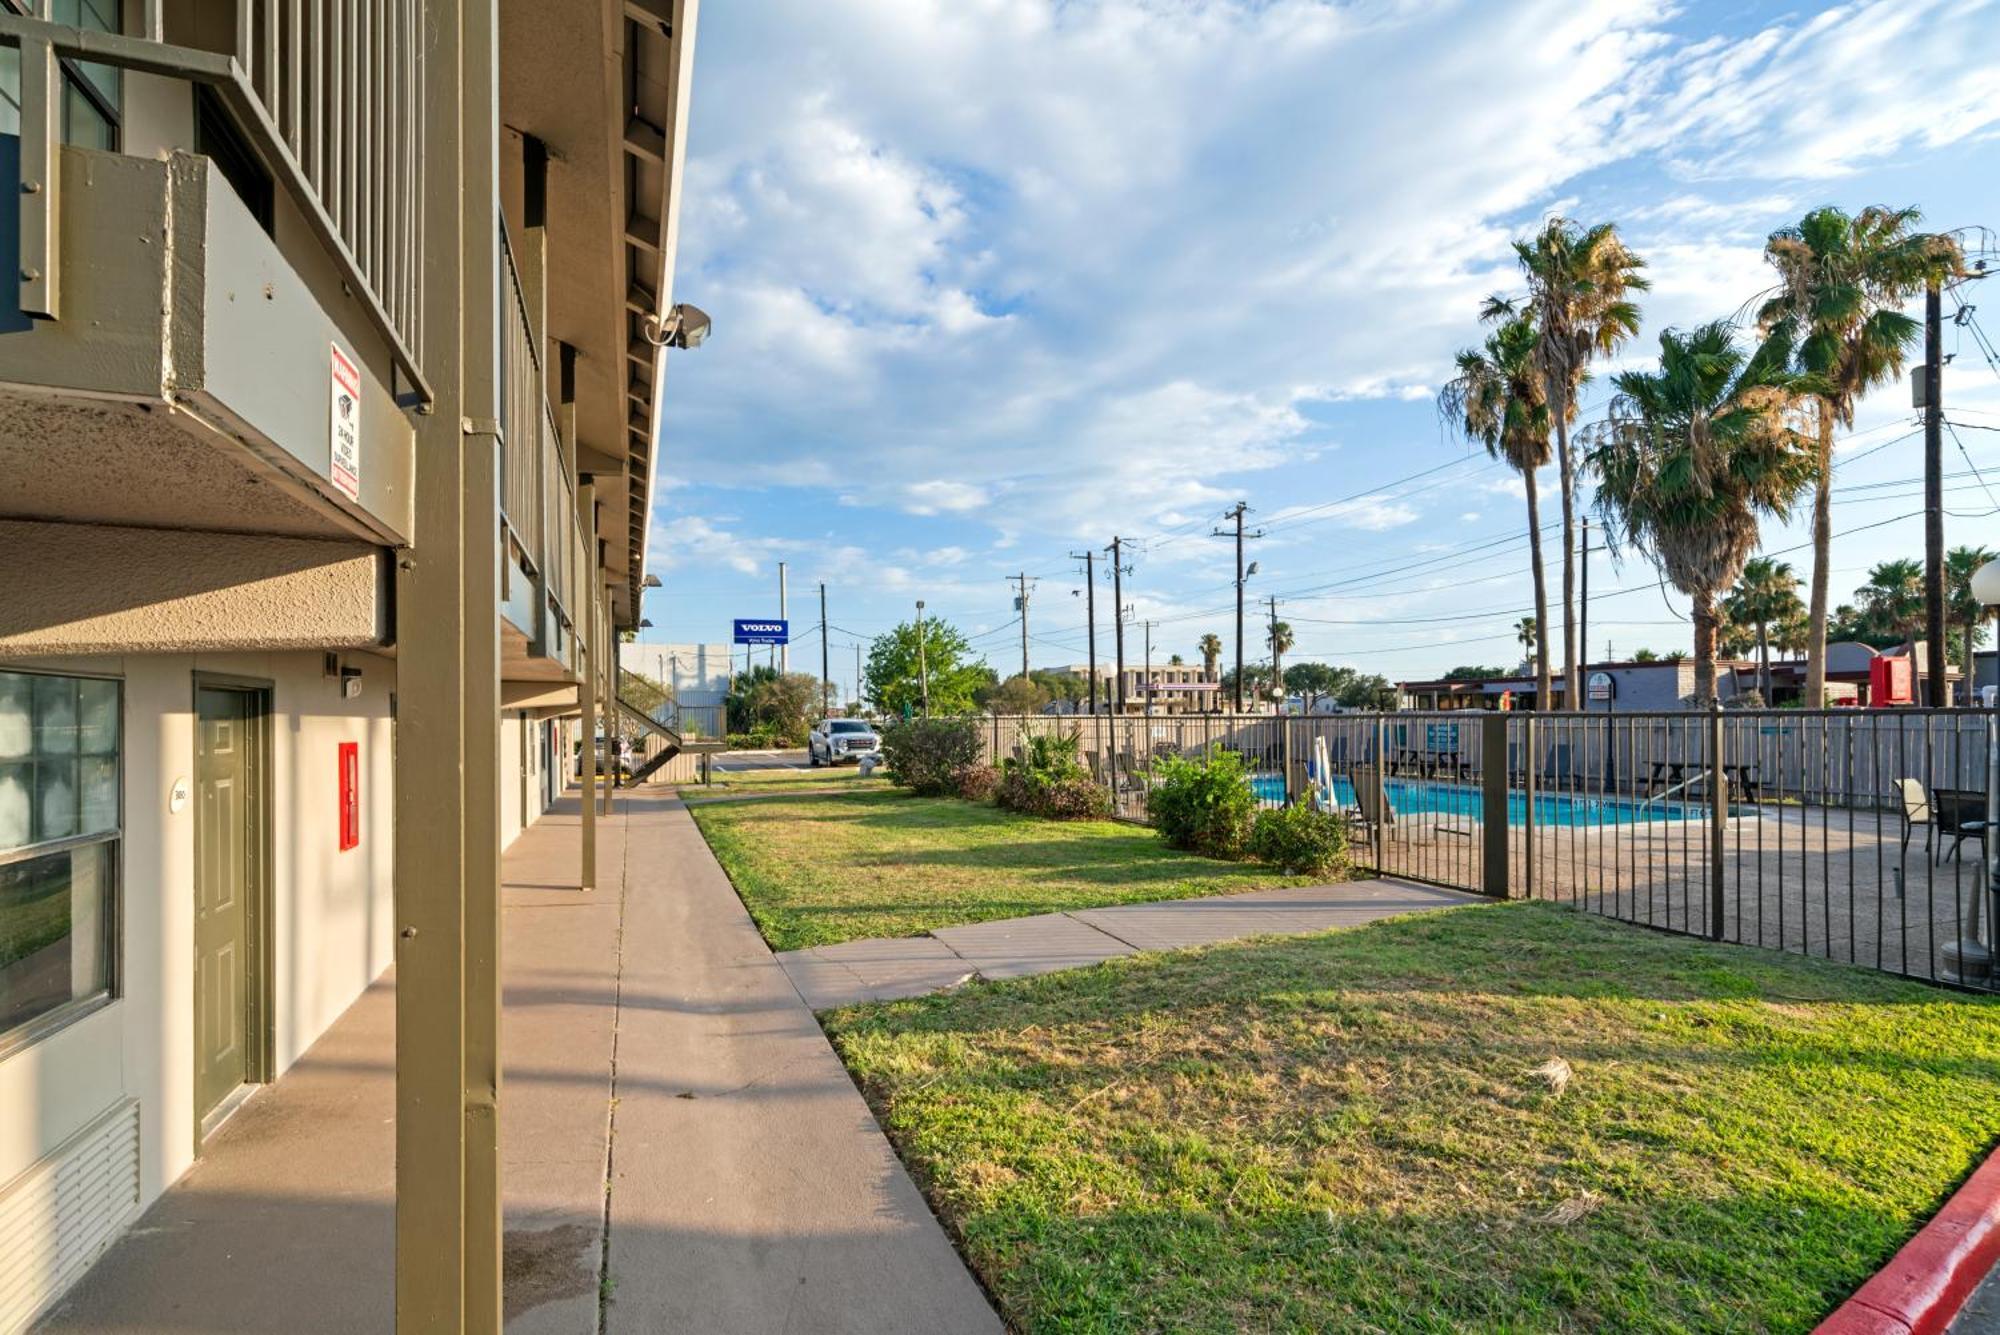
[499,214,587,664]
[0,0,427,401]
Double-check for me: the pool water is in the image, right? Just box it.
[1247,772,1720,826]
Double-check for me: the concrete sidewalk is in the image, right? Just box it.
[778,878,1476,1010]
[38,791,997,1334]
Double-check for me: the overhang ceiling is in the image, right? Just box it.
[498,0,697,630]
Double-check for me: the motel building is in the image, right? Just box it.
[0,3,697,1330]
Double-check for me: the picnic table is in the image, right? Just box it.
[1646,759,1760,801]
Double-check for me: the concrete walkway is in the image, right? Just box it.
[38,791,997,1334]
[778,879,1477,1010]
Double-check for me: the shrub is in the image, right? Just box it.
[954,764,1001,802]
[1248,803,1347,875]
[880,718,984,796]
[1146,749,1257,859]
[993,727,1110,819]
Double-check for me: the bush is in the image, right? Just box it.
[1248,803,1347,875]
[880,718,984,796]
[954,764,1001,802]
[1146,749,1258,859]
[993,728,1111,819]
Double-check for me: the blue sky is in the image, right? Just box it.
[637,0,2000,701]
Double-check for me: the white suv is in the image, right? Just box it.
[808,718,881,766]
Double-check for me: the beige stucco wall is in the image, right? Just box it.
[0,649,395,1227]
[0,522,388,657]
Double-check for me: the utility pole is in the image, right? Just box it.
[1266,596,1283,712]
[778,561,789,675]
[1107,537,1131,712]
[915,599,930,717]
[1212,502,1262,712]
[1579,517,1590,709]
[854,642,863,715]
[1924,276,1947,706]
[1010,573,1034,680]
[1071,550,1098,715]
[819,582,830,719]
[1142,619,1155,715]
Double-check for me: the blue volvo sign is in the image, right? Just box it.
[733,618,789,645]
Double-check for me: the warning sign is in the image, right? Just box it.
[330,343,361,501]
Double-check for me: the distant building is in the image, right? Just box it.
[1046,663,1223,714]
[637,643,736,707]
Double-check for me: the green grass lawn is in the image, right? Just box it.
[826,902,2000,1333]
[689,790,1315,951]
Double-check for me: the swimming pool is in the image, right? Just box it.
[1247,772,1728,827]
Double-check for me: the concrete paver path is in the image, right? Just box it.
[38,791,997,1334]
[778,878,1476,1010]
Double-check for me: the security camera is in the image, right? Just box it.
[643,303,711,350]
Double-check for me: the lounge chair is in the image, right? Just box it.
[1351,764,1396,837]
[1893,778,1933,860]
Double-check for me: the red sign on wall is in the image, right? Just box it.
[339,742,361,850]
[1869,656,1914,707]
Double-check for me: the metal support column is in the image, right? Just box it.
[394,0,472,1323]
[579,480,598,890]
[457,0,505,1317]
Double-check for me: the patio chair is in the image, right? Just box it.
[1351,764,1396,837]
[1893,778,1934,861]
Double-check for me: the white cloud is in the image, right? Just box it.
[900,480,990,515]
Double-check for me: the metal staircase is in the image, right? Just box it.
[614,671,727,784]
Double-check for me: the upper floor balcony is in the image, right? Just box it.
[0,1,424,545]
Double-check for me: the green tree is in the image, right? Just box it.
[1514,615,1538,660]
[1197,633,1224,682]
[724,666,820,742]
[1631,648,1661,663]
[1585,321,1819,705]
[979,673,1050,715]
[1284,662,1353,713]
[1495,217,1649,707]
[864,618,989,717]
[1440,313,1554,708]
[1946,544,1995,696]
[1266,620,1295,705]
[1443,665,1508,681]
[1853,558,1927,664]
[1722,557,1804,702]
[1757,206,1961,705]
[1338,673,1396,710]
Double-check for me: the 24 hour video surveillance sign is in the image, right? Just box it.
[733,619,789,645]
[329,342,362,502]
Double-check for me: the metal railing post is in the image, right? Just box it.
[1708,704,1727,941]
[1482,712,1508,898]
[1372,713,1387,871]
[1521,714,1537,898]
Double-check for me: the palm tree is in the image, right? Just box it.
[1756,206,1961,706]
[1440,313,1554,707]
[1266,620,1294,706]
[1585,322,1819,705]
[1515,615,1538,662]
[1197,632,1223,683]
[1855,558,1928,685]
[1494,217,1648,708]
[1946,545,1995,701]
[1723,557,1803,702]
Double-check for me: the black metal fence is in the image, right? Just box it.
[980,708,2000,990]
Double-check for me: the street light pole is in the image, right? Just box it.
[1072,550,1098,715]
[915,599,930,717]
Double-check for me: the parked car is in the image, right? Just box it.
[577,737,636,779]
[808,718,882,766]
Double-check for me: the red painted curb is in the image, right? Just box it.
[1816,1146,2000,1335]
